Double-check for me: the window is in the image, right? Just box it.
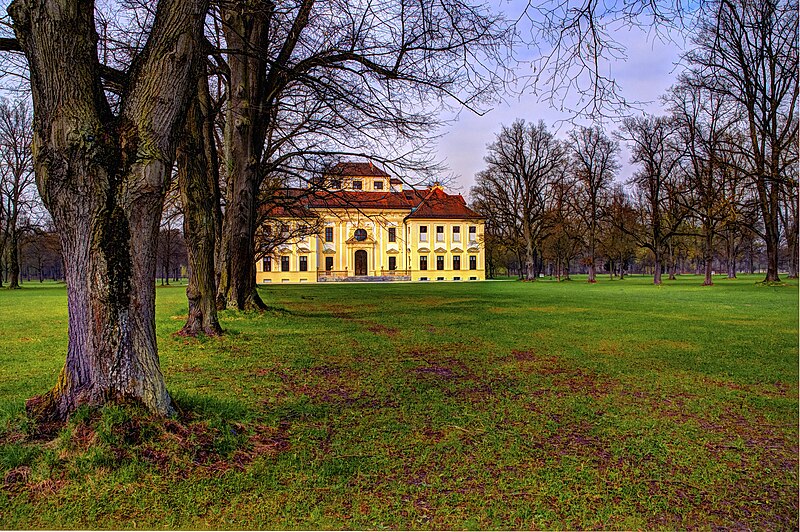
[330,179,342,189]
[262,257,272,272]
[419,256,428,270]
[436,256,444,270]
[280,224,290,237]
[352,180,362,190]
[469,226,477,242]
[299,256,308,272]
[419,226,428,242]
[453,255,461,270]
[436,225,445,242]
[354,228,367,241]
[281,256,290,271]
[469,255,477,270]
[374,180,384,190]
[325,227,334,243]
[325,256,334,271]
[453,226,461,242]
[389,256,397,270]
[388,227,396,242]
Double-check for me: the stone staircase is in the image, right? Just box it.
[318,275,411,282]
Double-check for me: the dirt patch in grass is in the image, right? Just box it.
[413,366,457,379]
[508,352,619,398]
[366,323,399,337]
[322,303,399,337]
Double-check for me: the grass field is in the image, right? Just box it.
[0,275,797,529]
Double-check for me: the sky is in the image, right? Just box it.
[436,5,687,197]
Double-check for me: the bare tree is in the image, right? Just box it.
[600,184,638,279]
[617,114,688,284]
[212,0,512,310]
[177,71,223,336]
[567,125,619,282]
[1,0,209,420]
[668,79,740,285]
[478,120,567,280]
[684,0,798,282]
[542,170,582,280]
[0,98,34,289]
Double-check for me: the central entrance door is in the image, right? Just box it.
[354,250,368,276]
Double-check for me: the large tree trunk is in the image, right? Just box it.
[8,229,20,288]
[653,248,663,285]
[10,0,207,421]
[178,74,222,337]
[755,165,781,283]
[216,6,270,311]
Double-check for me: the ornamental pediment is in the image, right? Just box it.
[467,244,480,253]
[450,246,464,254]
[322,242,336,254]
[386,248,400,255]
[345,227,375,244]
[417,246,430,253]
[434,246,448,254]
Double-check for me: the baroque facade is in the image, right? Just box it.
[257,162,485,283]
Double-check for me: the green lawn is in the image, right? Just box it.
[0,275,797,529]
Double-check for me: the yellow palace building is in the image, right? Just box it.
[257,162,486,283]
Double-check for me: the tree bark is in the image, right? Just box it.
[10,0,208,421]
[653,248,663,285]
[216,6,271,311]
[667,239,676,280]
[178,73,222,336]
[703,230,713,286]
[8,229,20,288]
[726,229,737,278]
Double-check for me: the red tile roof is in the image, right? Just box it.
[329,162,390,177]
[264,186,482,220]
[405,187,483,220]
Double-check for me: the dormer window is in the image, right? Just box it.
[352,180,362,190]
[330,179,342,189]
[374,180,384,190]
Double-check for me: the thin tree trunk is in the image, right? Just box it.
[667,239,676,280]
[703,230,713,286]
[726,230,737,278]
[8,229,20,288]
[178,74,222,337]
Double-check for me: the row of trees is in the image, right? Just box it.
[472,0,797,286]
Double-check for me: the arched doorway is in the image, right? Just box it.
[354,250,368,276]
